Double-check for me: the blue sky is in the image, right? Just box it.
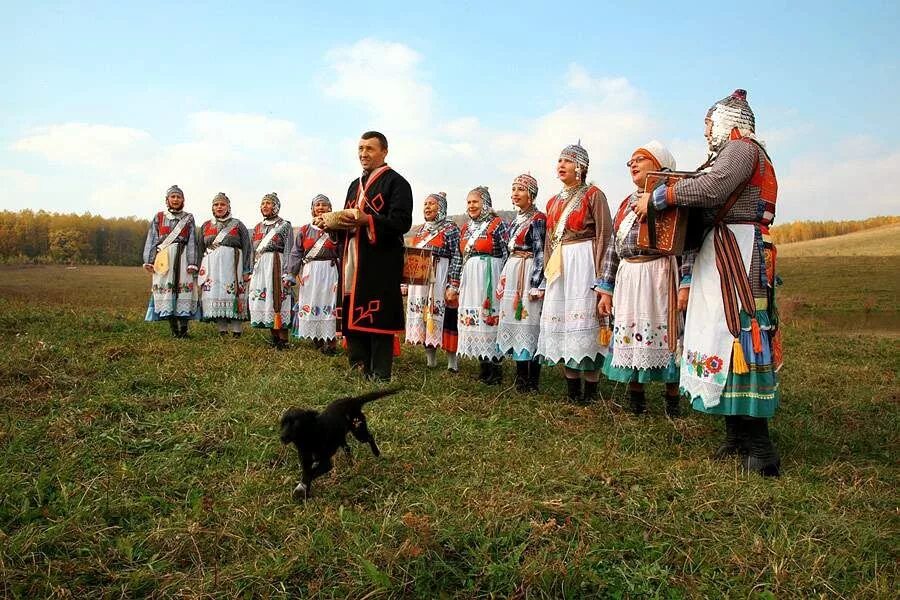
[2,0,898,225]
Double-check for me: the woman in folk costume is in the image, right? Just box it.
[197,193,253,338]
[142,185,199,338]
[536,142,613,404]
[248,192,294,350]
[457,186,510,384]
[636,89,782,476]
[284,194,340,355]
[496,174,547,392]
[596,142,692,416]
[404,192,463,372]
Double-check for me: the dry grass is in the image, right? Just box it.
[778,224,900,257]
[0,263,897,598]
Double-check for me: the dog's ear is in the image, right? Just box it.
[280,408,318,444]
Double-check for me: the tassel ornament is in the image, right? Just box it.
[731,338,749,374]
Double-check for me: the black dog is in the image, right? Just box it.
[280,387,401,500]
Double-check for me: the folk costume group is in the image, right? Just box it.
[142,90,783,477]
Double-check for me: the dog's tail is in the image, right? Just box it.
[341,386,403,408]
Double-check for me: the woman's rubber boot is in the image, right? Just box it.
[664,393,682,418]
[629,390,646,415]
[478,359,491,382]
[527,360,542,392]
[514,361,529,392]
[742,417,781,477]
[565,377,581,403]
[582,380,598,405]
[713,416,748,459]
[485,359,503,386]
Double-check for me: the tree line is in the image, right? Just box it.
[0,210,149,265]
[768,215,899,245]
[0,209,897,266]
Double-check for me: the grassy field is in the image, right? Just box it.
[0,254,897,598]
[777,223,900,257]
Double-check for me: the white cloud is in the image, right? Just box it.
[777,138,900,222]
[323,38,433,133]
[7,39,885,227]
[12,123,152,168]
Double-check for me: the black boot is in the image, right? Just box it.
[168,317,180,338]
[565,378,582,403]
[583,380,598,404]
[478,359,491,382]
[178,318,189,338]
[484,360,503,385]
[514,361,529,392]
[527,360,542,392]
[665,393,682,418]
[629,389,646,415]
[232,332,242,338]
[713,416,748,459]
[742,417,781,477]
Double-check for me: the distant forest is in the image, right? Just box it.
[0,209,897,266]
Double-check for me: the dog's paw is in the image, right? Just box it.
[292,482,308,501]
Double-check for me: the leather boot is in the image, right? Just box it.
[565,377,581,403]
[742,417,781,477]
[514,361,529,392]
[713,416,748,459]
[527,360,542,392]
[629,389,646,415]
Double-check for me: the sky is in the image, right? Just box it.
[2,0,898,227]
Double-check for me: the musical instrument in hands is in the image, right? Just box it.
[637,170,700,255]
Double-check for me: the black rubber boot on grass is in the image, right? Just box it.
[664,393,682,418]
[565,378,582,403]
[713,416,748,459]
[742,417,781,477]
[629,390,646,415]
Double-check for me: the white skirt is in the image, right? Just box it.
[198,246,247,321]
[457,255,505,360]
[292,259,338,341]
[536,239,606,365]
[146,244,197,320]
[610,257,678,370]
[496,256,543,358]
[406,256,450,347]
[248,252,292,328]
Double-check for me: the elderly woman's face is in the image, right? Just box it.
[557,157,577,186]
[312,200,330,217]
[212,200,229,218]
[167,193,184,210]
[629,153,656,189]
[423,197,439,221]
[466,192,483,218]
[261,200,275,217]
[511,183,533,211]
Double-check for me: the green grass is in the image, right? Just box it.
[0,262,897,598]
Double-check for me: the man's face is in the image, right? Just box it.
[167,193,184,211]
[358,137,388,171]
[261,200,275,218]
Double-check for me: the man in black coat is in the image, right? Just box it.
[319,131,413,380]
